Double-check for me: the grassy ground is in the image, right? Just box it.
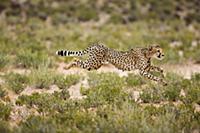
[0,1,200,132]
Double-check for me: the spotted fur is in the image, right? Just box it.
[56,43,167,85]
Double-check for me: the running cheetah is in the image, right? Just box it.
[56,43,167,86]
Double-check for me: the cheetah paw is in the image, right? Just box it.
[161,80,168,86]
[159,79,168,86]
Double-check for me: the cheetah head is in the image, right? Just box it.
[148,45,165,60]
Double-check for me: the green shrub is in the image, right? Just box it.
[140,74,183,102]
[109,13,124,24]
[5,73,29,94]
[88,72,126,89]
[163,84,181,101]
[15,50,53,69]
[0,102,11,121]
[191,73,200,86]
[18,115,56,133]
[29,67,80,89]
[81,72,129,107]
[83,85,129,107]
[165,73,184,83]
[54,74,80,89]
[75,5,98,21]
[94,102,180,133]
[53,89,70,100]
[16,91,70,113]
[0,85,7,98]
[0,54,9,70]
[29,67,56,89]
[126,73,145,86]
[56,110,98,131]
[183,87,200,104]
[188,74,200,104]
[140,86,164,103]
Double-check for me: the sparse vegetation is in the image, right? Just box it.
[126,73,145,86]
[15,50,53,69]
[28,67,80,89]
[88,72,126,88]
[28,67,56,89]
[16,91,70,113]
[4,73,29,94]
[0,102,11,121]
[54,74,80,89]
[0,0,200,132]
[0,85,7,99]
[0,54,9,70]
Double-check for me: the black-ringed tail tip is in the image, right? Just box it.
[56,50,84,56]
[56,50,69,56]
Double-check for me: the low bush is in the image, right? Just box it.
[17,115,56,133]
[29,67,80,89]
[15,50,53,69]
[5,73,29,94]
[29,67,56,89]
[0,54,9,70]
[88,72,126,88]
[163,83,181,102]
[0,102,11,121]
[54,74,80,89]
[82,72,129,107]
[126,73,145,86]
[16,90,70,113]
[140,86,164,103]
[0,85,7,98]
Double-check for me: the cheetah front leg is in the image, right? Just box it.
[139,69,167,86]
[148,65,164,78]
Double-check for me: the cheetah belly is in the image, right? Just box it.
[106,54,136,71]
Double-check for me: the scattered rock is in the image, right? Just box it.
[193,103,200,113]
[191,40,198,48]
[68,82,86,100]
[178,50,184,57]
[180,89,186,97]
[132,91,141,102]
[169,41,182,48]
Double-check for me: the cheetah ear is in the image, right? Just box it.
[148,46,153,51]
[155,45,160,48]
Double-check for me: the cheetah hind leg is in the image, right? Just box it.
[64,58,79,70]
[64,58,102,71]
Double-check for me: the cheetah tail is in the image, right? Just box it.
[56,50,86,56]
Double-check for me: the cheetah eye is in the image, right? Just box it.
[157,50,160,52]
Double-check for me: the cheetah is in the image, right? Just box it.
[56,43,167,86]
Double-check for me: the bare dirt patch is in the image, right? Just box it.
[162,63,200,79]
[21,85,61,96]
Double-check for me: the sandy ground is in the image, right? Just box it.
[162,63,200,79]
